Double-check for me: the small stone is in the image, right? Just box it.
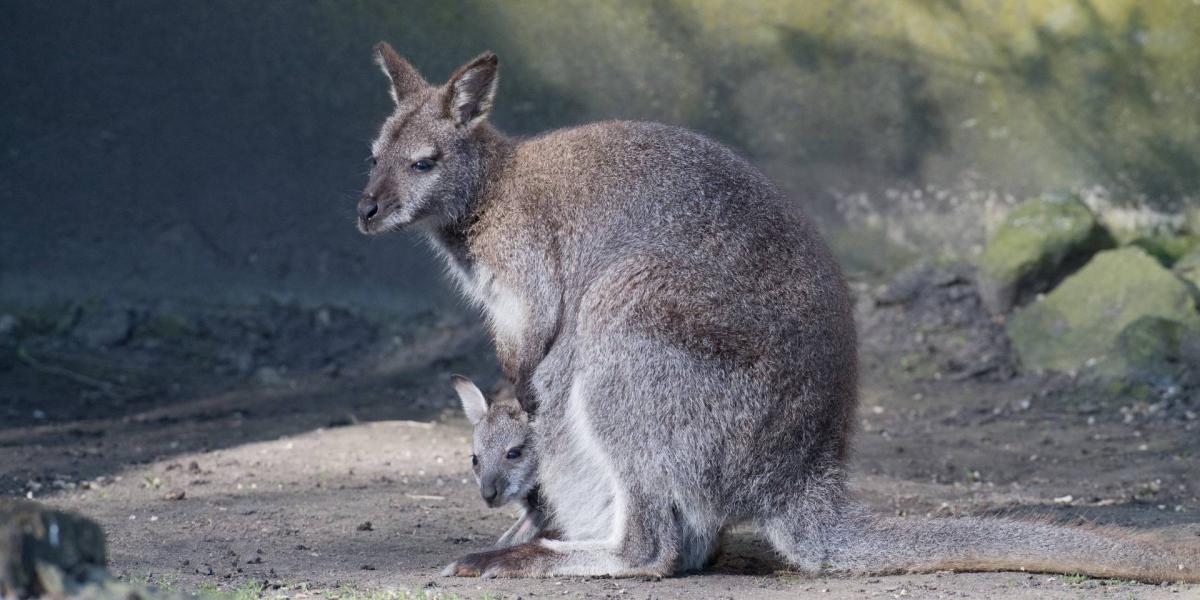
[356,521,373,532]
[0,314,18,339]
[71,305,135,348]
[254,366,286,387]
[162,489,185,501]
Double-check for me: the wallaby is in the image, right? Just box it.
[451,375,549,548]
[357,42,1200,582]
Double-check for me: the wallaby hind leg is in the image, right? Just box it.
[444,481,681,578]
[758,469,860,574]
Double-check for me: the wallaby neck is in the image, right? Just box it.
[421,123,514,279]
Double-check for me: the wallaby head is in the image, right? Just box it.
[358,43,501,234]
[451,375,536,509]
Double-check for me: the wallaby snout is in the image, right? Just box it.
[357,194,379,223]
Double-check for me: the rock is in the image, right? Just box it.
[71,306,134,348]
[1115,317,1200,380]
[1130,234,1200,267]
[976,193,1113,314]
[1175,247,1200,294]
[1007,247,1200,376]
[0,314,18,340]
[0,498,106,598]
[253,366,286,386]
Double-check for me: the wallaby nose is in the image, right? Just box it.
[358,197,378,221]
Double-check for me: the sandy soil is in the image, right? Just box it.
[3,276,1199,599]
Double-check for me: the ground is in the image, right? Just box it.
[1,267,1198,599]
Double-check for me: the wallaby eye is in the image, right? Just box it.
[505,447,523,460]
[470,454,478,467]
[411,159,434,172]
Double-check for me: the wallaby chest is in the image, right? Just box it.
[426,228,532,357]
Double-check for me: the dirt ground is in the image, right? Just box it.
[2,266,1199,599]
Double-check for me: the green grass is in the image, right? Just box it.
[1061,572,1087,585]
[319,589,467,600]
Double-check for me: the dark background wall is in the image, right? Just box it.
[4,1,1198,314]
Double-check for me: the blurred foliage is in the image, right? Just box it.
[456,0,1200,208]
[4,0,1199,307]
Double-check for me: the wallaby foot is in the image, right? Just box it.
[442,542,561,578]
[447,483,682,578]
[442,539,675,579]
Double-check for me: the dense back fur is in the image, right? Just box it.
[363,44,1199,583]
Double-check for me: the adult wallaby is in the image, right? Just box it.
[357,43,1199,581]
[452,375,549,548]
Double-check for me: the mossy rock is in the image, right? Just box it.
[1115,316,1200,380]
[1129,234,1200,267]
[976,193,1113,314]
[1175,247,1200,294]
[1007,247,1200,375]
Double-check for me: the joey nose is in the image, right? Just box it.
[481,481,499,506]
[358,197,378,221]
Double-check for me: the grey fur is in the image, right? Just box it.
[359,44,1200,582]
[451,375,548,548]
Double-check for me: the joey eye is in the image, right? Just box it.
[470,454,478,466]
[411,159,434,172]
[367,156,377,166]
[505,447,523,460]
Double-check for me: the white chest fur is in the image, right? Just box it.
[423,232,529,349]
[454,263,528,348]
[477,266,528,348]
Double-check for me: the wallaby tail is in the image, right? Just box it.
[823,510,1200,583]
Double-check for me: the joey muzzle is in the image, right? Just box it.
[480,474,503,507]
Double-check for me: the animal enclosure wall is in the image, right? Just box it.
[3,0,1198,310]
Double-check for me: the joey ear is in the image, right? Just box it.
[451,374,489,425]
[374,42,428,105]
[442,51,499,127]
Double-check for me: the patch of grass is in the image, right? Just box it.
[319,589,468,600]
[228,580,266,600]
[1061,572,1087,585]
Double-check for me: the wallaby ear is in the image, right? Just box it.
[442,51,499,127]
[451,374,489,425]
[374,42,428,105]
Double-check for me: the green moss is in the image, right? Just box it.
[1129,234,1200,267]
[976,194,1112,312]
[1114,316,1200,379]
[1174,247,1200,292]
[142,314,198,339]
[1007,247,1200,374]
